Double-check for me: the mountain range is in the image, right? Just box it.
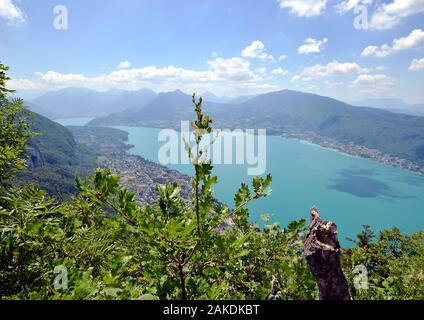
[87,89,424,167]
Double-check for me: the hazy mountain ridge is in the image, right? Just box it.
[201,91,232,103]
[351,98,424,117]
[88,89,232,126]
[29,87,157,119]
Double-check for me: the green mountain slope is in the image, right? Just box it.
[13,112,97,198]
[222,90,424,165]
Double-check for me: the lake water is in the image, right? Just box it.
[56,118,424,245]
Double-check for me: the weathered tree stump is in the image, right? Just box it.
[304,207,351,300]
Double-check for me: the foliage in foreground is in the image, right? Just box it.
[0,63,423,300]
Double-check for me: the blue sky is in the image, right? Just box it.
[1,0,424,103]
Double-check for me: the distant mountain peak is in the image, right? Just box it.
[158,89,189,97]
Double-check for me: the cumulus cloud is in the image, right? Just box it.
[298,37,328,54]
[409,57,424,71]
[277,0,327,17]
[207,57,254,79]
[278,54,288,61]
[370,0,424,30]
[34,71,87,84]
[118,61,131,69]
[271,67,289,76]
[7,78,50,91]
[292,61,367,82]
[255,66,268,75]
[0,0,25,24]
[241,40,274,61]
[8,57,280,97]
[351,74,394,95]
[361,29,424,58]
[8,39,286,97]
[352,74,393,86]
[361,45,392,58]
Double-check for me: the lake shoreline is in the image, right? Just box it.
[107,121,424,176]
[280,132,424,176]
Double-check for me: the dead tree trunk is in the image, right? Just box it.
[304,207,351,300]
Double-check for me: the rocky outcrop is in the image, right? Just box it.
[27,143,45,168]
[304,207,351,300]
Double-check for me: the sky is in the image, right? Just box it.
[0,0,424,103]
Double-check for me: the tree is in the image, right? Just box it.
[0,63,34,189]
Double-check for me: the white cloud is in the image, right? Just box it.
[335,0,373,14]
[352,74,393,86]
[298,37,328,54]
[241,40,274,61]
[7,40,286,97]
[370,0,424,30]
[361,45,392,58]
[271,67,289,76]
[118,61,131,69]
[8,56,281,97]
[7,78,50,91]
[292,60,368,82]
[0,0,25,24]
[361,29,424,58]
[207,57,254,79]
[277,0,327,17]
[33,71,87,84]
[351,74,394,95]
[256,66,268,75]
[409,57,424,71]
[278,54,288,61]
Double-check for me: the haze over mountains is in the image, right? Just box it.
[28,87,157,119]
[351,98,424,117]
[29,87,424,120]
[27,87,259,119]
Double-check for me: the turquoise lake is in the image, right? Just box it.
[56,118,424,245]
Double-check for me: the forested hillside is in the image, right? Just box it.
[12,112,97,198]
